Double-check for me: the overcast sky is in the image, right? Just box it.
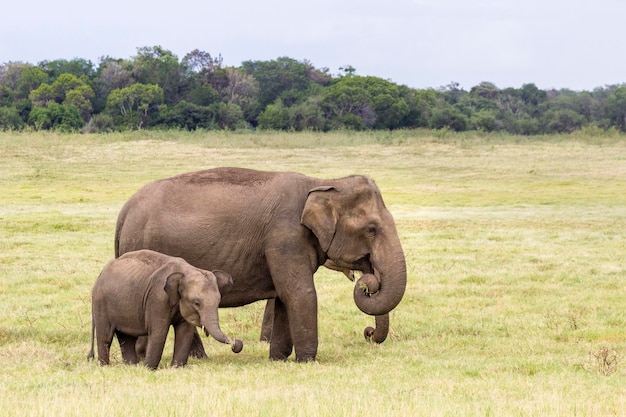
[2,0,624,91]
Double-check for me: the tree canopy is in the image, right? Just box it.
[1,45,626,134]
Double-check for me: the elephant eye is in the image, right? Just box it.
[193,299,202,307]
[364,225,377,237]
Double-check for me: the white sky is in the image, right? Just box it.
[2,0,624,91]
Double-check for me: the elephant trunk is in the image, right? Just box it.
[201,312,243,354]
[364,314,390,344]
[353,243,407,317]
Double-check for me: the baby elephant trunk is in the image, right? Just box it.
[201,316,243,354]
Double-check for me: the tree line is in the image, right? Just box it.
[2,45,626,134]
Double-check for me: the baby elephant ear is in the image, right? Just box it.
[163,271,185,307]
[212,270,234,294]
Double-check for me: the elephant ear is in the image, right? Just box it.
[301,186,338,252]
[161,264,185,308]
[212,270,234,294]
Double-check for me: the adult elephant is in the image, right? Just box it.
[115,167,406,362]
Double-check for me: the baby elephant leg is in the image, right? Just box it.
[171,322,196,367]
[143,327,169,370]
[95,322,115,366]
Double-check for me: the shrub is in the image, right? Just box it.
[0,106,25,130]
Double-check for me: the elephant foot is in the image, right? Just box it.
[269,343,293,361]
[295,354,316,363]
[269,350,291,361]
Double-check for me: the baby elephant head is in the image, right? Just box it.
[164,265,243,353]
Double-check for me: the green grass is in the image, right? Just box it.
[1,130,625,416]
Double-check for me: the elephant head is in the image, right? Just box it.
[301,176,407,320]
[163,266,243,353]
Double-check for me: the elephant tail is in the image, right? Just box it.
[87,310,95,362]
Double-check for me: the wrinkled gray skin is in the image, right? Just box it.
[116,167,407,362]
[88,250,242,370]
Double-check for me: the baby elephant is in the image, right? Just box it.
[88,249,243,369]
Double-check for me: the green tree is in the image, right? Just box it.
[366,77,409,129]
[156,100,216,130]
[430,95,469,131]
[180,49,222,81]
[15,66,49,100]
[470,110,497,131]
[106,83,164,129]
[466,82,500,113]
[440,81,465,104]
[322,77,373,128]
[322,76,408,129]
[400,87,437,128]
[28,83,55,106]
[52,73,83,97]
[132,46,181,105]
[519,83,546,116]
[214,102,245,130]
[187,83,219,107]
[241,57,329,110]
[223,67,259,124]
[257,99,290,130]
[0,62,48,100]
[289,97,324,131]
[179,49,223,108]
[39,58,95,80]
[0,85,13,107]
[541,108,585,133]
[28,102,83,131]
[65,85,95,121]
[0,106,25,130]
[492,84,546,134]
[29,74,95,122]
[603,85,626,130]
[93,57,133,113]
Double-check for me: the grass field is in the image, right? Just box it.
[0,129,625,416]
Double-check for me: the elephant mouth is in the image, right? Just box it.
[333,255,374,278]
[354,254,375,274]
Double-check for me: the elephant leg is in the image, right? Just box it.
[116,332,139,364]
[96,322,115,366]
[136,336,147,359]
[144,327,169,370]
[97,341,111,366]
[188,330,208,359]
[260,299,274,342]
[267,252,318,362]
[287,294,318,362]
[269,297,293,360]
[139,332,195,360]
[171,322,195,367]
